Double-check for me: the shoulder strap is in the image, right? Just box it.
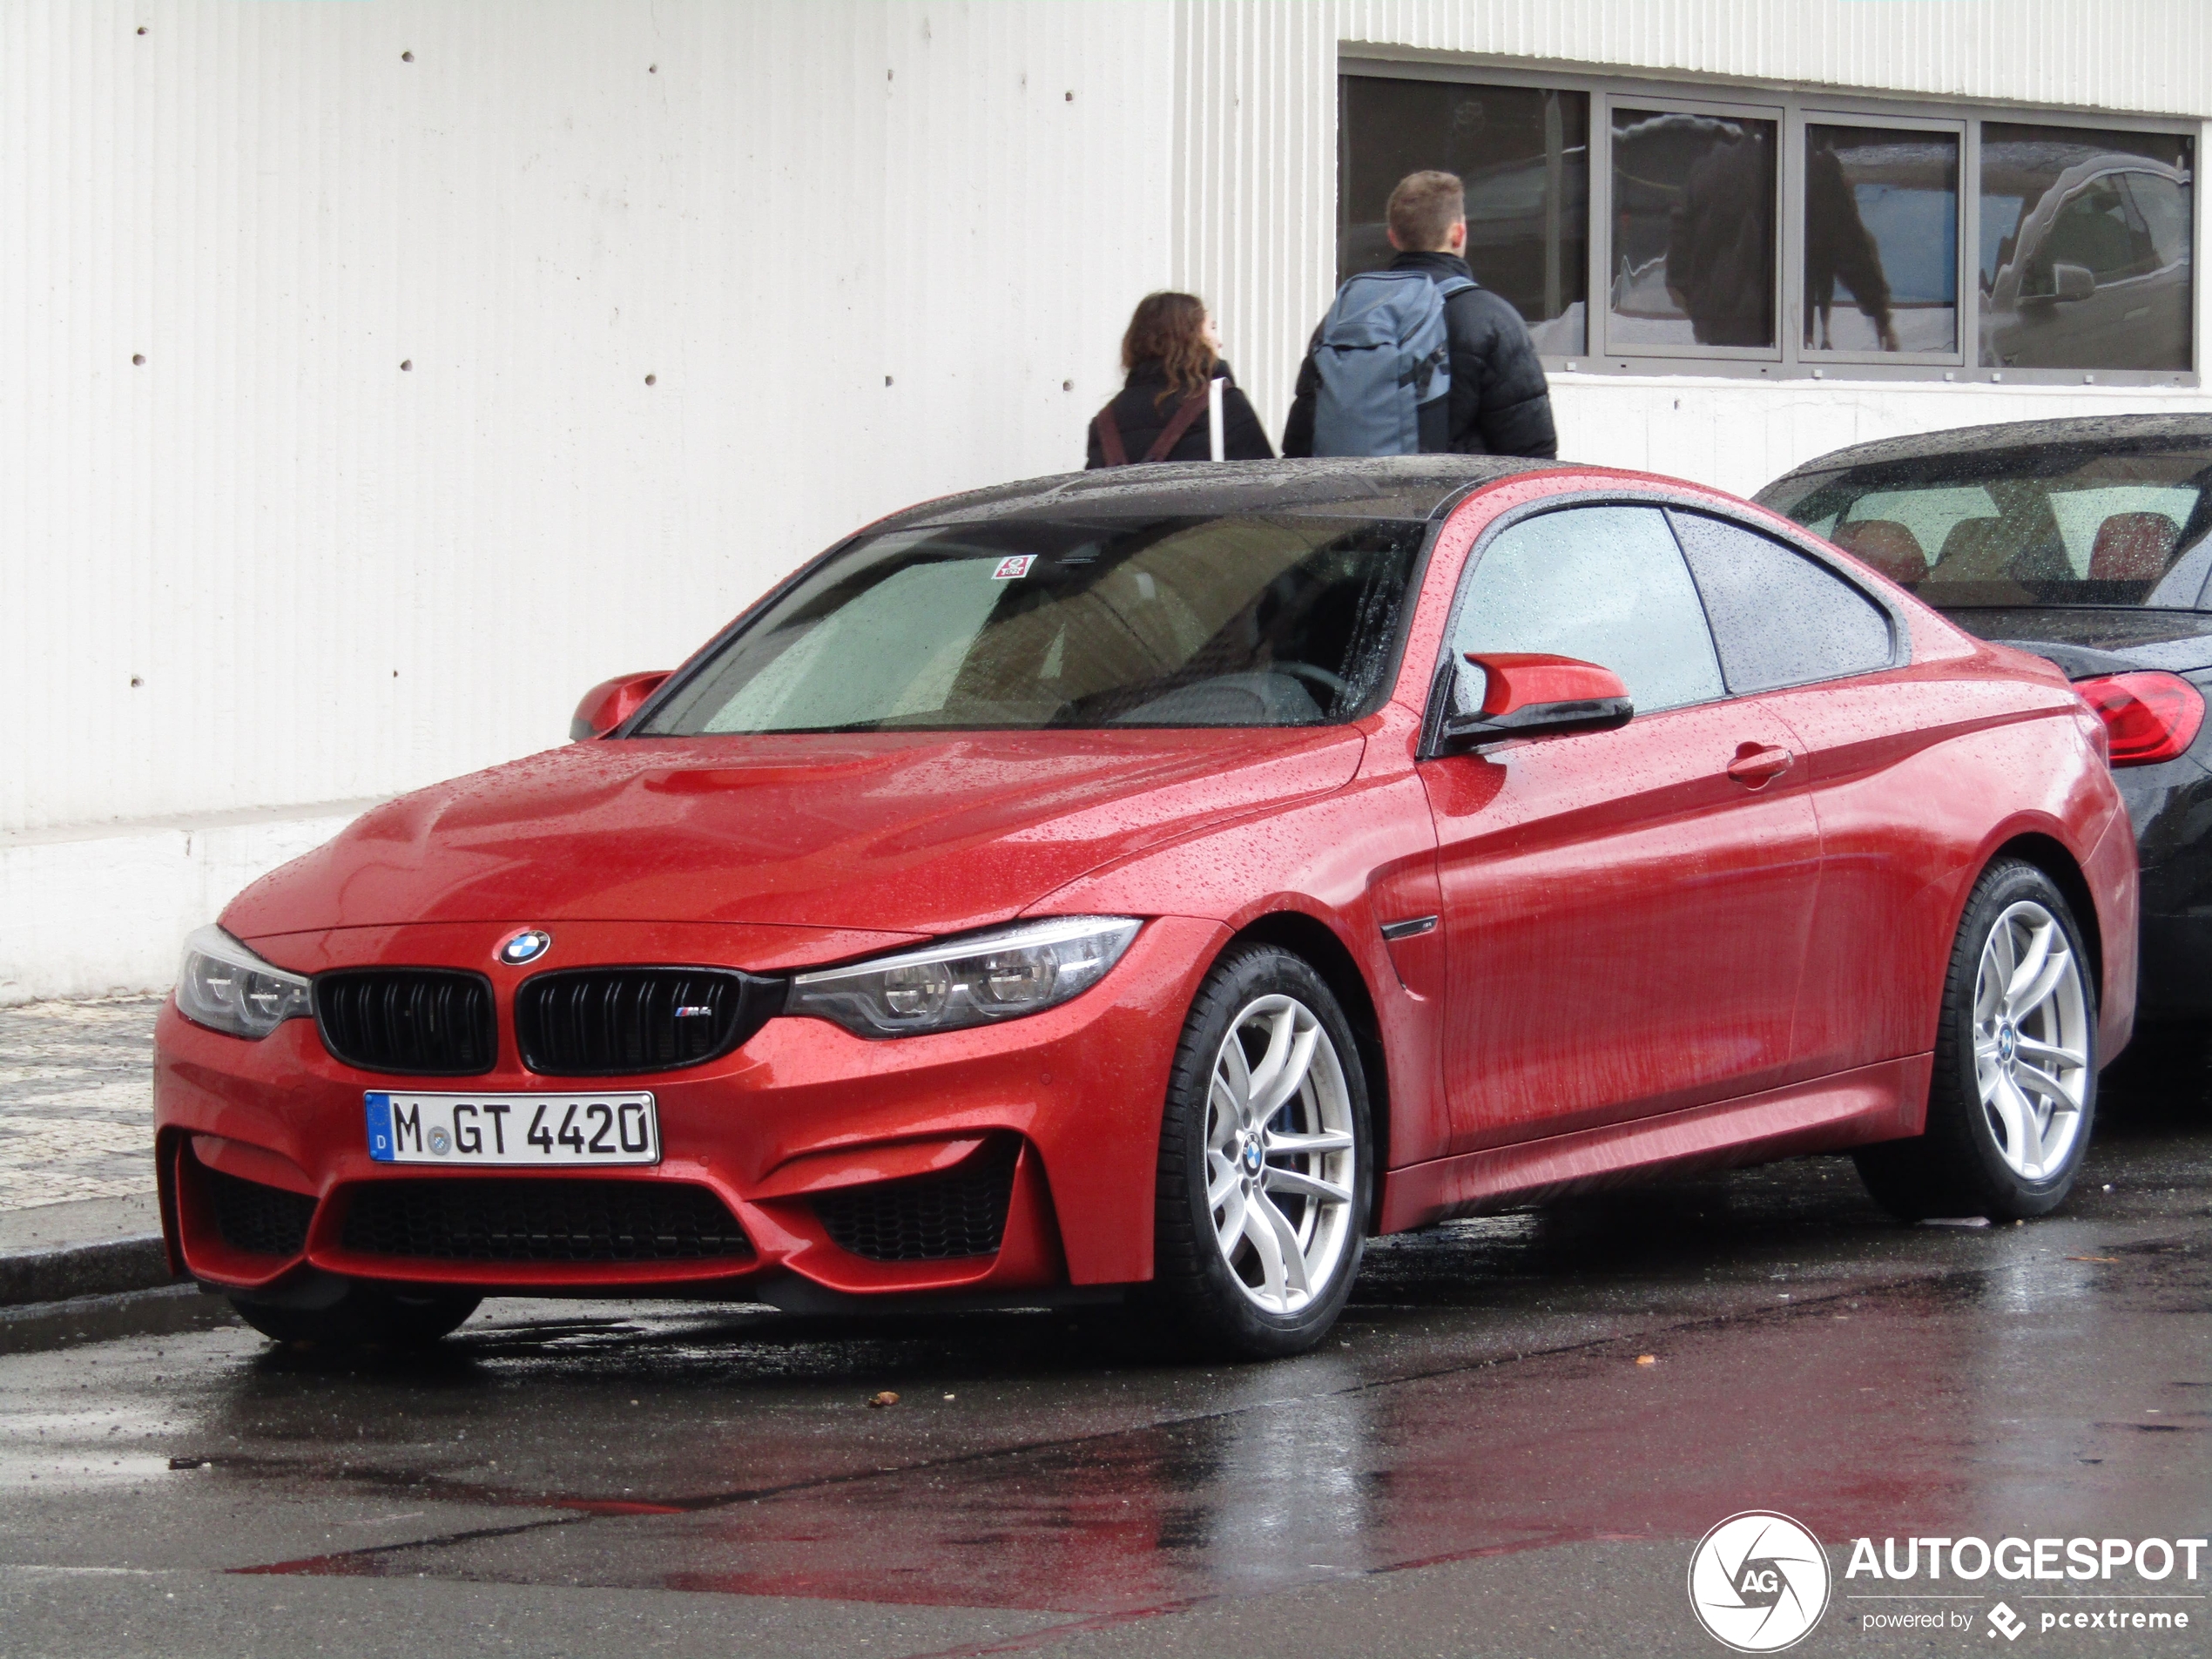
[1092,405,1129,467]
[1144,390,1211,462]
[1433,274,1478,301]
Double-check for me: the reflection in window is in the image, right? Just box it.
[1339,78,1589,354]
[1804,125,1959,354]
[1610,108,1777,350]
[1979,124,2194,370]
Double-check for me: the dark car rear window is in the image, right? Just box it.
[1757,443,2212,609]
[637,514,1430,735]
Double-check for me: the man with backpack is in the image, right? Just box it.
[1282,170,1557,460]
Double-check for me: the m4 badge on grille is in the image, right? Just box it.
[673,1005,715,1018]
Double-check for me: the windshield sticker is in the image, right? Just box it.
[991,555,1037,580]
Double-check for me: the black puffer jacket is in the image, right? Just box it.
[1282,251,1557,460]
[1085,360,1274,468]
[1666,132,1777,347]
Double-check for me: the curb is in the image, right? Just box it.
[0,1237,179,1307]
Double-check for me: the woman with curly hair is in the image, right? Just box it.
[1086,292,1273,468]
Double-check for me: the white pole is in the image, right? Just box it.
[1208,376,1225,462]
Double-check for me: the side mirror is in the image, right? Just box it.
[2053,262,2097,302]
[571,671,671,740]
[1438,653,1633,752]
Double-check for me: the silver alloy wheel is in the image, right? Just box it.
[1204,993,1357,1314]
[1973,899,2091,1181]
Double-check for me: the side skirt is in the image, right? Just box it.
[1377,1054,1932,1233]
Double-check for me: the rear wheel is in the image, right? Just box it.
[1150,945,1371,1359]
[1855,860,2097,1221]
[230,1283,481,1348]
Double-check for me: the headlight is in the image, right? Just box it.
[175,925,313,1040]
[787,916,1142,1038]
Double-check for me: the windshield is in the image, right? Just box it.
[1757,443,2212,608]
[637,514,1430,735]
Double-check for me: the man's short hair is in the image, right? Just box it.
[1387,171,1467,250]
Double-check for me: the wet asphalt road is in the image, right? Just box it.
[3,1068,2208,1659]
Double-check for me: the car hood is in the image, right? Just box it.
[1935,606,2212,678]
[224,727,1367,941]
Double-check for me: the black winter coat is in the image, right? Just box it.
[1281,252,1557,460]
[1665,132,1777,347]
[1085,360,1274,468]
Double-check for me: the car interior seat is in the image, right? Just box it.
[1831,519,1927,585]
[1932,516,2015,580]
[2087,512,2180,581]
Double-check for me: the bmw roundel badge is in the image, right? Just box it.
[497,928,552,966]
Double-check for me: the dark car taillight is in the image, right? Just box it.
[2077,671,2207,766]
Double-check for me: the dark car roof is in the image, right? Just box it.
[1759,414,2212,489]
[875,456,1557,532]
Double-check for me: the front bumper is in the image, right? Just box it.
[154,916,1225,1302]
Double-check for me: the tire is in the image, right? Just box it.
[1855,859,2098,1222]
[230,1284,481,1348]
[1150,943,1372,1359]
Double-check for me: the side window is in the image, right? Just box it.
[2126,171,2192,271]
[2041,179,2155,284]
[1669,511,1895,692]
[1452,505,1724,713]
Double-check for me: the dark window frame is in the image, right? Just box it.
[1342,56,2197,388]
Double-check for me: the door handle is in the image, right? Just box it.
[1726,744,1795,787]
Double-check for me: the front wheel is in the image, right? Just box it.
[1150,944,1372,1359]
[1856,859,2098,1221]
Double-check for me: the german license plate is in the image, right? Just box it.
[365,1091,660,1167]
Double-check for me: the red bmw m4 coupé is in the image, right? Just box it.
[156,458,2137,1357]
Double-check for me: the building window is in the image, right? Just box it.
[1979,123,2194,371]
[1608,104,1778,354]
[1338,61,2196,384]
[1804,125,1959,358]
[1339,77,1589,354]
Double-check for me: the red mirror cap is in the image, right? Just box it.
[1464,652,1629,718]
[571,671,671,741]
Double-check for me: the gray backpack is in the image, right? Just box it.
[1310,270,1475,456]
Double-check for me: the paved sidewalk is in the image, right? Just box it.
[0,996,170,1304]
[0,995,161,1210]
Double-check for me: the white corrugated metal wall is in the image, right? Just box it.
[1,0,1177,841]
[7,0,2212,999]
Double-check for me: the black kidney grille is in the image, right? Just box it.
[202,1164,318,1258]
[315,969,496,1076]
[813,1139,1020,1263]
[515,966,784,1076]
[341,1179,752,1264]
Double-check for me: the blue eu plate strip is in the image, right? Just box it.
[365,1092,395,1162]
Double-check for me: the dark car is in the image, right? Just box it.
[1757,415,2212,1034]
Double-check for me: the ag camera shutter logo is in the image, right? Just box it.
[1689,1511,1831,1651]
